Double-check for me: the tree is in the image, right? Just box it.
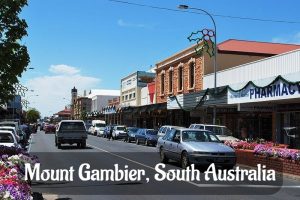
[0,0,30,105]
[26,108,40,123]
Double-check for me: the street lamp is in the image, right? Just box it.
[178,4,218,125]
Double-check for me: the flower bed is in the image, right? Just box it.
[0,146,38,200]
[225,140,300,176]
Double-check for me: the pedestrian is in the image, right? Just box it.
[108,126,113,141]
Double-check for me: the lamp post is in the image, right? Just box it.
[178,5,218,125]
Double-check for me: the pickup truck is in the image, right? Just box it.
[55,120,88,148]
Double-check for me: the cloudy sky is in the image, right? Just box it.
[19,0,300,116]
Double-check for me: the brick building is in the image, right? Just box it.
[155,39,299,127]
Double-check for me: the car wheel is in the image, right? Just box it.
[181,151,190,169]
[57,143,61,149]
[145,139,149,146]
[77,143,81,148]
[81,140,86,148]
[136,139,139,145]
[160,147,168,163]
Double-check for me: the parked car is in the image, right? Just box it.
[0,121,24,141]
[158,125,183,138]
[189,124,239,142]
[55,120,88,148]
[0,126,20,142]
[89,120,106,136]
[124,127,140,142]
[44,124,56,133]
[135,129,158,146]
[0,130,20,148]
[112,125,127,139]
[157,127,236,169]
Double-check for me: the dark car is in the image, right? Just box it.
[135,129,158,146]
[44,124,56,134]
[124,127,140,142]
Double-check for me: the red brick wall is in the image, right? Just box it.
[236,149,300,176]
[156,55,204,103]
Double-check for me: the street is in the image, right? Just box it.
[28,130,300,200]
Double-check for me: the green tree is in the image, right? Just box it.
[0,0,30,105]
[26,108,40,123]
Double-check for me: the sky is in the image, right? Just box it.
[19,0,300,117]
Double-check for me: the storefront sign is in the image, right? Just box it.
[228,79,300,104]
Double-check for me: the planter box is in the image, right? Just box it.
[235,149,300,176]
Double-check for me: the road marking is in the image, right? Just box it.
[87,144,156,171]
[87,143,292,189]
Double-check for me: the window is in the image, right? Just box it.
[129,94,132,99]
[168,69,173,92]
[178,67,183,91]
[125,95,128,100]
[161,73,165,95]
[189,62,195,88]
[133,93,135,98]
[122,96,124,101]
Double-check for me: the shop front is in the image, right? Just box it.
[227,74,300,148]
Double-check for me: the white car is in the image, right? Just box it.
[0,130,20,148]
[112,126,127,139]
[90,120,106,136]
[0,126,20,142]
[189,124,239,142]
[158,125,184,138]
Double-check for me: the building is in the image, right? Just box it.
[119,71,155,127]
[203,48,300,149]
[120,71,155,107]
[73,97,92,120]
[54,106,71,121]
[70,87,77,119]
[103,97,120,125]
[155,39,300,127]
[88,89,120,113]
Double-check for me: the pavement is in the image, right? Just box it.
[28,130,300,200]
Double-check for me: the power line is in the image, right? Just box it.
[108,0,300,24]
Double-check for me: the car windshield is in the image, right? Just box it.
[182,131,220,142]
[117,126,125,130]
[60,122,86,131]
[0,133,14,143]
[206,126,233,136]
[147,130,158,135]
[95,123,105,128]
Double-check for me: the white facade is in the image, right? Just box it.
[120,71,155,107]
[88,89,120,112]
[204,49,300,89]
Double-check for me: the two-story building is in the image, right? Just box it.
[155,39,300,127]
[119,71,155,126]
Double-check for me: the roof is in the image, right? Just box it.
[218,39,300,55]
[56,107,71,116]
[88,89,120,98]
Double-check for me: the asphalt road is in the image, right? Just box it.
[28,130,300,200]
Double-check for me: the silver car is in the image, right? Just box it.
[157,128,236,169]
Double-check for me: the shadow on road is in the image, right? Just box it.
[58,146,93,150]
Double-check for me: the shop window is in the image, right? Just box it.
[168,69,173,93]
[189,62,195,89]
[161,73,165,95]
[178,67,183,91]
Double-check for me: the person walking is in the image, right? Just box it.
[108,126,113,141]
